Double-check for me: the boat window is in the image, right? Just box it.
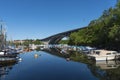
[106,53,111,55]
[96,51,100,54]
[112,52,117,54]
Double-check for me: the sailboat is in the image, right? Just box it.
[0,20,18,62]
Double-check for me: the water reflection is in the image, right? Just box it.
[87,60,120,80]
[96,60,120,70]
[43,48,70,58]
[0,60,18,80]
[44,48,120,80]
[1,49,120,80]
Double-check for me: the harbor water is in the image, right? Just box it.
[0,50,120,80]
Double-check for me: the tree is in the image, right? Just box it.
[33,39,42,45]
[68,1,120,50]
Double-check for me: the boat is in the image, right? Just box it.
[88,50,120,61]
[0,20,19,62]
[0,52,18,61]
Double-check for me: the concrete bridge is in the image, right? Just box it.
[41,27,86,44]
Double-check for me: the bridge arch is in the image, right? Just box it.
[41,27,86,44]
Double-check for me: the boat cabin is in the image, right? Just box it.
[91,50,117,56]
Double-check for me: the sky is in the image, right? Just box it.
[0,0,117,40]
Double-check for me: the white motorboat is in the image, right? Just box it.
[88,50,120,61]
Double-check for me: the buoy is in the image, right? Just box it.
[34,54,39,58]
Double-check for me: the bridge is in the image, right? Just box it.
[41,27,86,44]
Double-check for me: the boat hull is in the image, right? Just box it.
[0,57,17,61]
[95,56,115,61]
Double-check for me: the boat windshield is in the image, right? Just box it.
[112,52,117,54]
[106,53,111,55]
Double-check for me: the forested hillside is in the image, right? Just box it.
[69,1,120,50]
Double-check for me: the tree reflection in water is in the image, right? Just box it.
[88,60,120,80]
[0,60,18,80]
[44,48,120,80]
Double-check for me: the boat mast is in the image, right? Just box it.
[0,20,7,50]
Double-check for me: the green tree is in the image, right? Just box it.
[33,39,42,45]
[68,1,120,50]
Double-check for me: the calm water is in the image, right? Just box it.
[0,50,120,80]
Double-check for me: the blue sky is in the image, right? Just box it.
[0,0,117,40]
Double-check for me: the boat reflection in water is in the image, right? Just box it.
[96,60,120,70]
[0,60,19,80]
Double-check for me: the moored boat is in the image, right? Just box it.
[0,20,20,62]
[88,50,120,61]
